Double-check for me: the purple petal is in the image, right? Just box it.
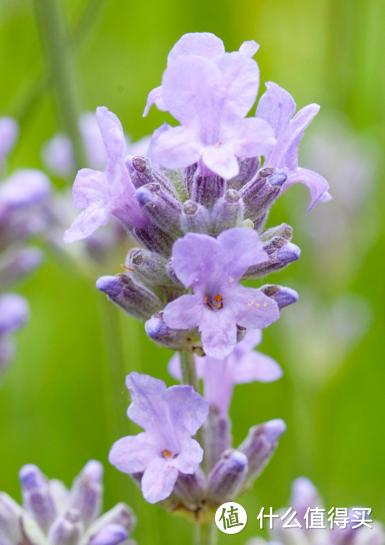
[72,169,107,209]
[162,56,222,132]
[217,227,267,280]
[167,32,225,64]
[151,126,201,170]
[171,233,222,288]
[201,145,239,179]
[255,81,296,139]
[41,134,74,177]
[63,201,111,243]
[109,433,157,474]
[0,294,29,334]
[0,170,51,210]
[238,40,259,57]
[173,438,203,473]
[320,190,332,203]
[284,167,330,211]
[163,294,203,330]
[125,372,167,430]
[143,86,166,117]
[214,51,260,119]
[224,117,276,158]
[163,385,209,435]
[199,309,238,359]
[96,107,126,163]
[146,123,172,164]
[234,329,262,352]
[79,112,108,171]
[235,351,283,384]
[141,458,179,504]
[229,285,280,329]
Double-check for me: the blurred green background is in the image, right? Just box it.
[1,0,385,543]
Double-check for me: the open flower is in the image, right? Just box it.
[109,372,208,504]
[147,33,276,179]
[64,107,148,244]
[255,82,329,210]
[168,330,282,414]
[162,228,280,358]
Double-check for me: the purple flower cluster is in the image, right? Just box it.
[0,117,51,377]
[63,32,331,517]
[0,461,136,545]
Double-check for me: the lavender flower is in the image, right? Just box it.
[146,33,275,179]
[168,330,282,414]
[109,372,208,504]
[0,293,29,374]
[0,461,136,545]
[42,112,151,178]
[63,107,148,244]
[162,228,280,358]
[255,82,329,210]
[247,478,385,545]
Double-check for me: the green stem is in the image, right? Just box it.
[32,0,86,169]
[179,351,200,392]
[194,523,217,545]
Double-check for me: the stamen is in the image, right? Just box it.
[121,264,134,272]
[213,295,222,302]
[214,142,221,147]
[162,449,171,458]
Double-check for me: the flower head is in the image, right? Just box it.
[64,107,148,244]
[162,228,280,358]
[255,82,329,210]
[109,372,208,504]
[169,330,282,414]
[146,32,276,179]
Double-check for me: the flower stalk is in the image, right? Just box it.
[194,522,217,545]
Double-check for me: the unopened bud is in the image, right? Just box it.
[127,248,181,289]
[183,164,198,197]
[128,156,178,199]
[86,503,136,535]
[145,311,203,354]
[0,492,23,543]
[208,450,248,505]
[0,247,42,290]
[173,467,206,507]
[211,190,245,234]
[243,239,300,279]
[89,524,128,545]
[228,157,260,191]
[132,224,173,257]
[48,510,83,545]
[0,294,29,335]
[238,419,286,490]
[204,407,232,473]
[191,175,226,209]
[240,168,286,220]
[70,461,103,527]
[260,223,293,243]
[136,183,182,237]
[180,200,211,234]
[260,285,299,309]
[96,274,162,321]
[19,464,57,533]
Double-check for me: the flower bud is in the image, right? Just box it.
[204,406,232,473]
[135,183,182,237]
[145,311,204,354]
[242,239,300,279]
[238,419,286,490]
[96,274,162,321]
[88,524,128,545]
[228,157,260,191]
[47,510,83,545]
[70,461,103,527]
[183,164,198,197]
[86,503,136,535]
[211,190,245,234]
[240,167,286,220]
[131,224,173,257]
[172,467,206,507]
[128,155,178,199]
[191,175,226,209]
[0,247,42,290]
[19,464,57,533]
[207,450,248,505]
[260,223,293,243]
[127,248,181,289]
[260,285,299,309]
[0,492,23,543]
[0,294,29,335]
[180,200,211,234]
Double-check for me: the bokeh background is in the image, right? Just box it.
[1,0,385,542]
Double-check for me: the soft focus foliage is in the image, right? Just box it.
[1,1,385,544]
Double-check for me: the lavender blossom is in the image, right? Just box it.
[162,228,280,358]
[109,372,209,504]
[63,107,148,244]
[147,34,276,179]
[168,330,282,414]
[255,82,329,210]
[0,461,135,545]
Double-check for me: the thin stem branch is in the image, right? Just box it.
[179,351,200,392]
[194,523,217,545]
[32,0,86,169]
